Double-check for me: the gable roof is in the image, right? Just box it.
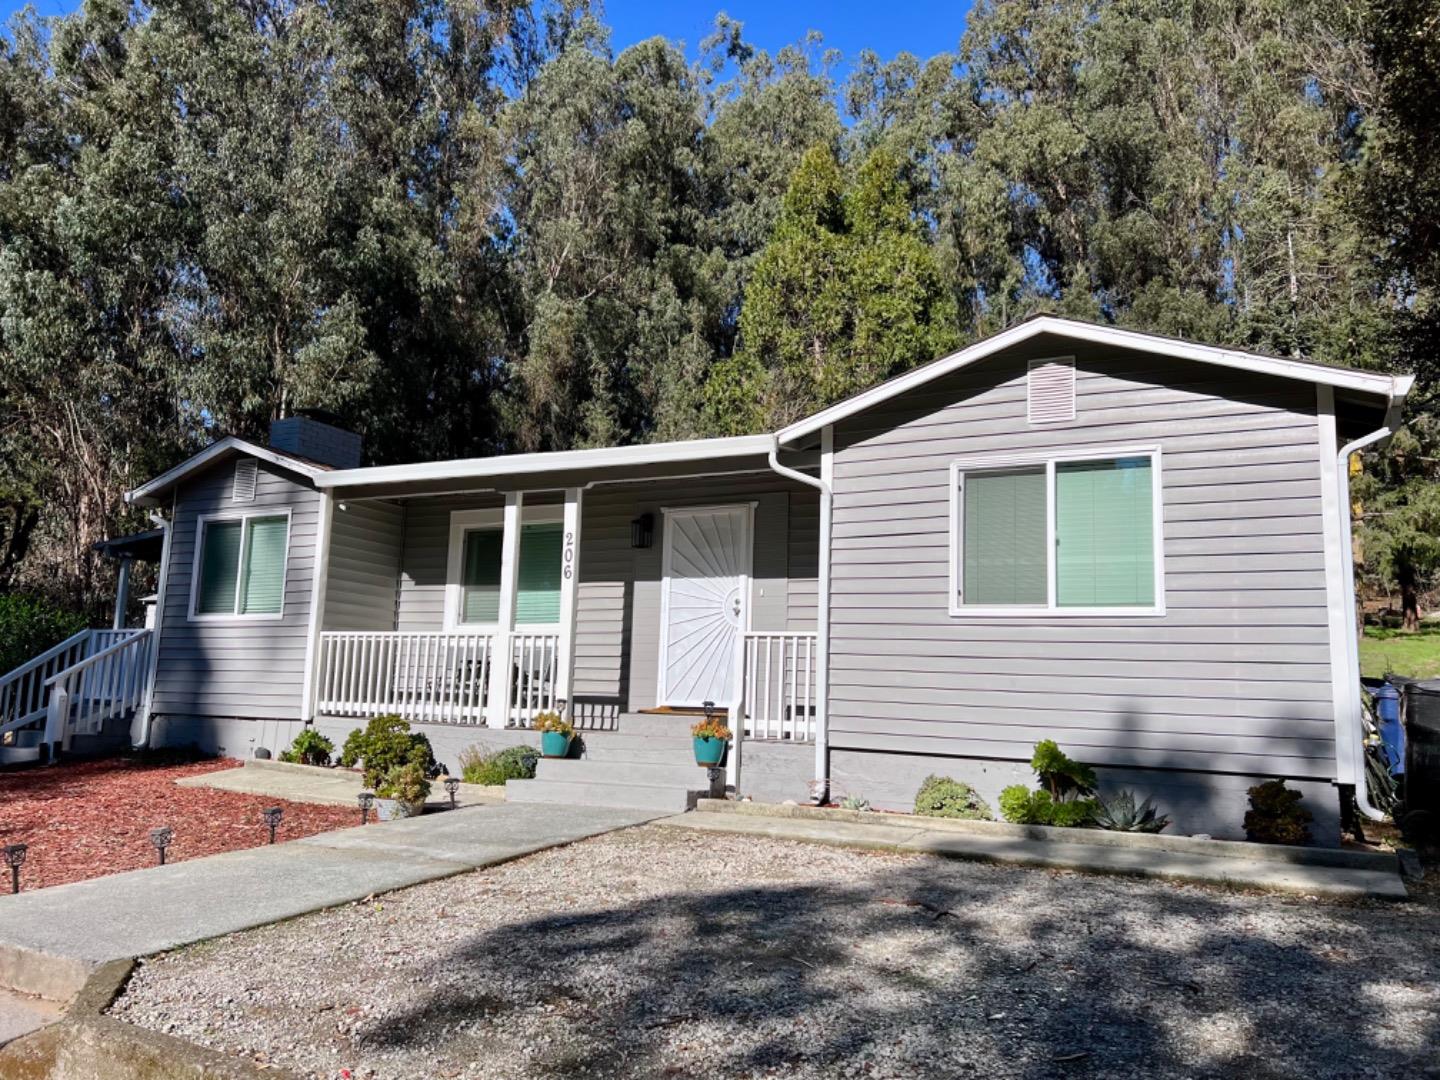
[776,315,1414,446]
[125,436,331,507]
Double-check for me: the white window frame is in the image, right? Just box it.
[187,508,293,623]
[443,504,564,633]
[948,443,1165,618]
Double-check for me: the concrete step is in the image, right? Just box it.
[613,712,710,738]
[536,757,721,789]
[506,777,700,812]
[576,734,696,763]
[0,746,41,766]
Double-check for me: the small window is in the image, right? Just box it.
[953,449,1160,613]
[194,513,289,617]
[459,528,503,624]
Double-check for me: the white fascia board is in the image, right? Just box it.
[776,316,1412,445]
[125,437,324,506]
[314,434,775,490]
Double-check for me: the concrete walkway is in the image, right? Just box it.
[658,807,1409,900]
[176,757,505,808]
[0,802,658,1004]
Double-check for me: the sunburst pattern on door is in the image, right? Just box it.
[660,505,750,707]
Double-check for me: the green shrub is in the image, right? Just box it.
[840,793,872,812]
[1244,779,1313,845]
[377,761,431,803]
[0,593,88,674]
[913,775,992,820]
[999,786,1097,827]
[1093,790,1170,833]
[458,744,539,786]
[1030,739,1097,800]
[278,729,335,767]
[339,715,435,790]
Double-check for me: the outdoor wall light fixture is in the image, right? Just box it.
[358,791,375,825]
[149,827,173,866]
[444,777,460,808]
[261,807,283,844]
[3,843,26,894]
[631,513,654,549]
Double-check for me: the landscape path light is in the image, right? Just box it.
[149,827,173,866]
[444,777,460,808]
[3,843,26,894]
[262,807,283,844]
[358,791,374,825]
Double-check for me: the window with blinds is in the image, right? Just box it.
[460,528,503,624]
[954,451,1160,612]
[515,522,563,624]
[194,513,289,617]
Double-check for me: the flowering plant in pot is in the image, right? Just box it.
[374,762,431,819]
[690,717,731,767]
[533,712,575,758]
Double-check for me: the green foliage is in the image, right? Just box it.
[999,786,1099,827]
[339,715,435,791]
[458,744,540,786]
[839,794,872,812]
[1244,779,1314,845]
[1093,791,1170,833]
[278,729,334,768]
[0,593,87,674]
[706,144,958,433]
[1030,739,1098,801]
[376,762,431,804]
[913,775,993,820]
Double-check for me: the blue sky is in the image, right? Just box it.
[6,1,975,70]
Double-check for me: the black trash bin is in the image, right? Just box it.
[1401,679,1440,837]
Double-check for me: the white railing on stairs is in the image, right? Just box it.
[0,629,147,741]
[316,632,495,724]
[43,630,153,750]
[737,632,818,742]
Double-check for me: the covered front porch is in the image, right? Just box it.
[305,454,822,752]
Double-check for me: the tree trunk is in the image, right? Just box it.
[1400,566,1421,631]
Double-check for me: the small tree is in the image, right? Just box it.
[1357,425,1440,630]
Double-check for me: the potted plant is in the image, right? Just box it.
[374,762,431,819]
[534,712,575,758]
[691,717,731,767]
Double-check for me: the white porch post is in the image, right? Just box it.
[112,557,132,631]
[815,425,833,797]
[300,490,335,723]
[554,487,583,716]
[485,491,523,727]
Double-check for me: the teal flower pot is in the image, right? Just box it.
[693,736,727,767]
[541,731,572,758]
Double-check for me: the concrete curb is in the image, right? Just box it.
[696,798,1400,871]
[669,803,1409,900]
[0,959,297,1079]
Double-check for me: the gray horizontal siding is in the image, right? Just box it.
[828,339,1337,780]
[394,494,505,632]
[324,499,402,631]
[151,456,320,721]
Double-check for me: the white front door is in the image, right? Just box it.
[659,504,752,708]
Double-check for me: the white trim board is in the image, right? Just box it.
[127,437,326,507]
[443,503,565,634]
[777,316,1412,445]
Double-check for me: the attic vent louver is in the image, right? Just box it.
[1027,358,1076,424]
[232,458,258,503]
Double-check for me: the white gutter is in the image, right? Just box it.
[766,432,833,802]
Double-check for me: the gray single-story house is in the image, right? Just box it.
[1,316,1413,843]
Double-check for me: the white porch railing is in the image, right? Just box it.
[316,632,495,724]
[737,631,818,742]
[1,629,146,741]
[43,630,153,750]
[315,630,563,728]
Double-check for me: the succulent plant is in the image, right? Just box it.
[1093,790,1170,833]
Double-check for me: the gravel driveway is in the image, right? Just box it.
[112,826,1438,1079]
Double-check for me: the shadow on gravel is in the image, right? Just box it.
[357,860,1439,1079]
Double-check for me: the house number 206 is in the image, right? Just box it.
[563,531,575,579]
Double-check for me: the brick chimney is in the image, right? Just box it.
[268,410,362,469]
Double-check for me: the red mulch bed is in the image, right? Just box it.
[0,756,358,891]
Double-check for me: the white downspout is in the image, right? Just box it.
[767,431,832,802]
[1337,424,1395,821]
